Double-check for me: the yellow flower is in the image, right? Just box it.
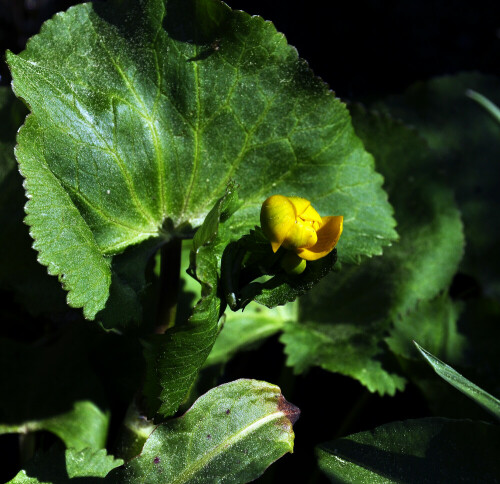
[260,195,343,261]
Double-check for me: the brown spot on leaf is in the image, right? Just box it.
[207,434,212,439]
[153,456,160,464]
[278,394,300,425]
[226,409,231,415]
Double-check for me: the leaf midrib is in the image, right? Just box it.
[170,410,288,484]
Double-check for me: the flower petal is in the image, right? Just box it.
[297,215,343,261]
[288,197,323,225]
[283,219,318,250]
[287,196,311,216]
[301,205,322,225]
[260,195,296,252]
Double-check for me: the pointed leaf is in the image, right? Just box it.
[144,185,238,417]
[415,342,500,420]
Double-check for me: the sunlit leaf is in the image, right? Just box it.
[120,379,298,484]
[7,0,396,324]
[8,448,123,483]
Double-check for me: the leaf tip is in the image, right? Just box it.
[277,393,300,426]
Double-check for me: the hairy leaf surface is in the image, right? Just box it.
[7,0,396,323]
[121,379,298,484]
[281,109,464,394]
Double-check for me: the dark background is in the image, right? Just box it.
[0,0,499,482]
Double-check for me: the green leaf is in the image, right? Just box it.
[378,73,500,300]
[281,108,464,395]
[8,448,123,483]
[0,401,109,452]
[205,301,296,367]
[7,0,396,322]
[386,293,466,364]
[281,318,406,396]
[349,106,464,315]
[415,342,500,420]
[221,227,338,311]
[317,418,500,483]
[144,184,238,417]
[0,87,67,314]
[120,379,299,483]
[466,89,500,123]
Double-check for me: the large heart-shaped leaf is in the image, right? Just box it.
[0,87,68,314]
[7,0,396,324]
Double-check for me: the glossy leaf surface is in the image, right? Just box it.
[317,418,500,483]
[121,379,298,483]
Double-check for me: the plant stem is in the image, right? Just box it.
[155,238,182,334]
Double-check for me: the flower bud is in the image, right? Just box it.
[260,195,343,261]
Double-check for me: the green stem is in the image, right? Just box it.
[155,238,182,334]
[114,402,156,461]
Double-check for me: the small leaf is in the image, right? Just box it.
[414,342,500,420]
[0,329,110,450]
[145,184,238,417]
[7,0,396,322]
[0,400,109,452]
[317,418,500,483]
[281,318,406,396]
[222,227,338,310]
[121,379,298,484]
[8,448,123,483]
